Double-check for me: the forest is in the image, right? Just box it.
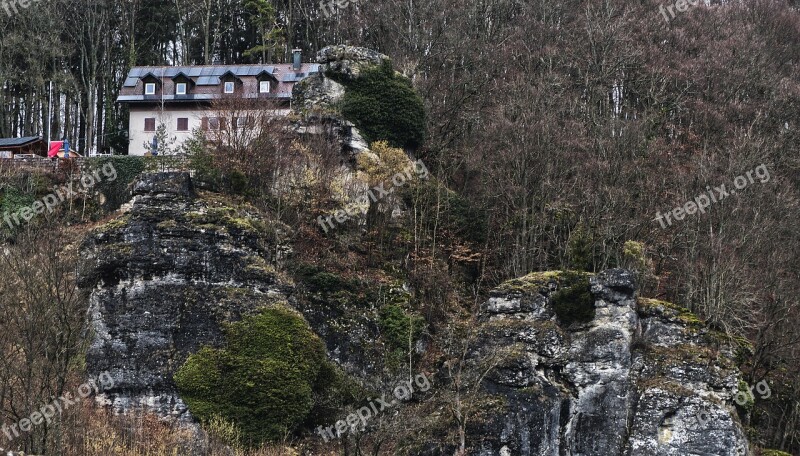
[0,0,799,454]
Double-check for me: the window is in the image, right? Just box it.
[144,118,156,132]
[145,83,156,95]
[259,81,270,93]
[224,81,235,94]
[176,83,187,95]
[208,117,220,130]
[235,117,250,129]
[177,118,189,131]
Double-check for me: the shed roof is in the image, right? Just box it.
[0,136,41,147]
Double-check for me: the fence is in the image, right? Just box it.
[0,155,194,176]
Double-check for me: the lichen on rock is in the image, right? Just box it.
[459,268,750,455]
[78,172,294,421]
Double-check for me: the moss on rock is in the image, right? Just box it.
[494,270,566,295]
[761,450,793,456]
[639,379,699,398]
[174,305,341,444]
[96,214,131,234]
[638,297,704,328]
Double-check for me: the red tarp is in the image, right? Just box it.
[48,141,63,158]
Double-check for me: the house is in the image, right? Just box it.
[116,50,320,156]
[0,137,47,158]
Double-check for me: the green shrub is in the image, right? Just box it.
[0,186,36,218]
[379,303,426,352]
[84,156,147,210]
[379,303,426,370]
[174,306,338,444]
[567,224,595,272]
[337,60,426,149]
[550,272,595,326]
[185,130,220,190]
[228,170,249,195]
[292,264,355,293]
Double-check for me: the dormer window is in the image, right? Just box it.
[145,83,156,95]
[224,81,235,94]
[170,72,194,96]
[256,69,278,96]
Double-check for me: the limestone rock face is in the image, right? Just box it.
[76,173,750,455]
[292,45,389,114]
[291,73,346,113]
[316,45,391,81]
[291,45,393,155]
[77,172,292,421]
[466,269,749,456]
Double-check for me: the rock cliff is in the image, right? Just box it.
[78,173,751,455]
[461,269,749,456]
[77,172,293,420]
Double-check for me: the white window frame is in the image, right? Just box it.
[224,81,235,94]
[208,117,221,130]
[236,117,249,129]
[259,81,270,93]
[145,83,156,95]
[176,82,187,95]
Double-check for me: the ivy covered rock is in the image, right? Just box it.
[336,60,426,149]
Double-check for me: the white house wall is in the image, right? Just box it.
[127,106,290,156]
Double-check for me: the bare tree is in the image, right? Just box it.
[0,227,89,453]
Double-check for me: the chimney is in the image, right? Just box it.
[292,49,302,71]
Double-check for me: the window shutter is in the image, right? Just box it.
[144,118,156,132]
[201,117,209,130]
[220,117,227,130]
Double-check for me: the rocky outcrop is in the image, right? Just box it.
[293,45,389,115]
[76,173,750,455]
[464,269,749,456]
[77,173,394,422]
[291,73,346,114]
[316,45,390,81]
[291,45,393,155]
[77,172,293,420]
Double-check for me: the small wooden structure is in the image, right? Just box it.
[0,136,47,158]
